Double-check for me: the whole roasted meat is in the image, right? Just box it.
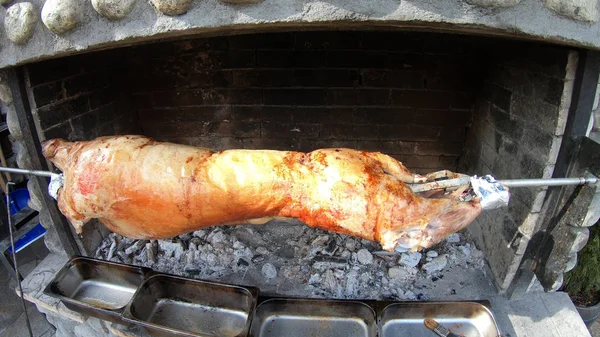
[42,135,481,252]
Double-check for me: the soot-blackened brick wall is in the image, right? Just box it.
[126,32,482,173]
[26,49,140,143]
[459,41,574,290]
[25,50,141,254]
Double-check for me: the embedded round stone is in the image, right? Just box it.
[0,0,14,5]
[219,0,264,3]
[92,0,136,20]
[466,0,521,7]
[41,0,84,35]
[150,0,192,16]
[545,0,599,23]
[0,82,12,104]
[4,2,37,45]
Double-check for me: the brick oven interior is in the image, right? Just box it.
[23,30,574,299]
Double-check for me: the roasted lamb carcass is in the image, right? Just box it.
[42,135,481,252]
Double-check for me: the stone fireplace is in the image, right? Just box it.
[13,29,580,291]
[1,0,600,336]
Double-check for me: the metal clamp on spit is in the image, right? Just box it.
[407,171,598,210]
[470,175,510,210]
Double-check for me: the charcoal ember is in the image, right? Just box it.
[116,236,134,252]
[311,235,330,248]
[344,270,359,296]
[218,254,235,266]
[158,240,185,260]
[125,240,147,255]
[211,242,227,251]
[135,246,148,263]
[399,252,422,268]
[202,253,218,266]
[422,254,448,273]
[296,237,308,248]
[117,251,132,264]
[185,250,194,264]
[388,267,410,281]
[322,269,337,291]
[331,269,343,279]
[458,245,471,257]
[94,237,112,258]
[312,256,348,270]
[192,229,207,239]
[322,239,338,256]
[426,250,438,258]
[345,239,356,252]
[261,263,277,279]
[255,246,269,255]
[445,233,461,243]
[308,273,321,285]
[184,265,202,274]
[234,247,253,259]
[357,249,373,265]
[210,266,226,274]
[274,246,295,259]
[404,290,417,300]
[360,272,370,284]
[146,242,157,265]
[109,256,121,263]
[106,236,117,261]
[237,258,250,267]
[208,230,227,244]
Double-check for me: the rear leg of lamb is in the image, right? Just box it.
[42,135,481,252]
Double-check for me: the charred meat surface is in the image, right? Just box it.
[42,135,481,252]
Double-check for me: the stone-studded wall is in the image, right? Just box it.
[1,0,600,71]
[126,32,481,173]
[459,42,576,290]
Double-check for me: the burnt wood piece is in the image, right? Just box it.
[5,67,80,257]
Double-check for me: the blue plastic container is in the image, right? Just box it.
[5,187,47,254]
[9,188,30,214]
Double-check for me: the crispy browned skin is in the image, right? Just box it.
[42,135,481,251]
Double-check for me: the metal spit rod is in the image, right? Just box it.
[0,166,55,177]
[497,177,598,188]
[0,166,596,188]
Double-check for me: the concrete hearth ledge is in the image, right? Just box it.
[1,0,600,69]
[14,254,593,337]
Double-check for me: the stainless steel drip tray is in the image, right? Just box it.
[123,273,258,337]
[43,256,149,324]
[378,302,501,337]
[250,298,377,337]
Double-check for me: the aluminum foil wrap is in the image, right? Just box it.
[470,175,510,210]
[48,173,64,200]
